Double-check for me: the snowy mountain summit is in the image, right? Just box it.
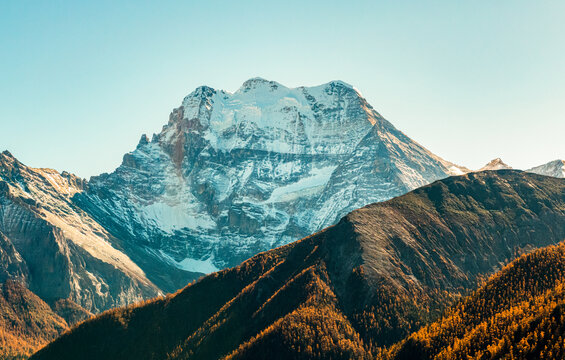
[527,160,565,178]
[77,78,467,291]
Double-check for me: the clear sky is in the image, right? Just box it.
[1,1,564,178]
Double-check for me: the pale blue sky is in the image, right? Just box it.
[1,1,564,178]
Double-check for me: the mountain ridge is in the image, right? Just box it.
[0,151,161,313]
[31,170,565,360]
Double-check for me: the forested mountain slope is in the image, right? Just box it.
[0,280,68,359]
[32,171,565,360]
[387,240,565,360]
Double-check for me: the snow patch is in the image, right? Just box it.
[267,166,337,203]
[141,202,216,233]
[448,166,466,176]
[158,250,219,274]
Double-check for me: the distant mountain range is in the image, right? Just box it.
[476,158,565,179]
[31,171,565,360]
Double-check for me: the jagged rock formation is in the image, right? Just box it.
[31,171,565,360]
[76,78,467,291]
[528,159,565,178]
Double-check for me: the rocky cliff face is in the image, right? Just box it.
[77,78,466,291]
[0,151,161,314]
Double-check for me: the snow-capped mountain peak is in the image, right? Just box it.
[236,77,285,94]
[164,78,380,158]
[76,79,469,291]
[527,159,565,178]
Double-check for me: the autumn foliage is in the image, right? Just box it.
[28,171,565,360]
[386,242,565,360]
[0,280,67,359]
